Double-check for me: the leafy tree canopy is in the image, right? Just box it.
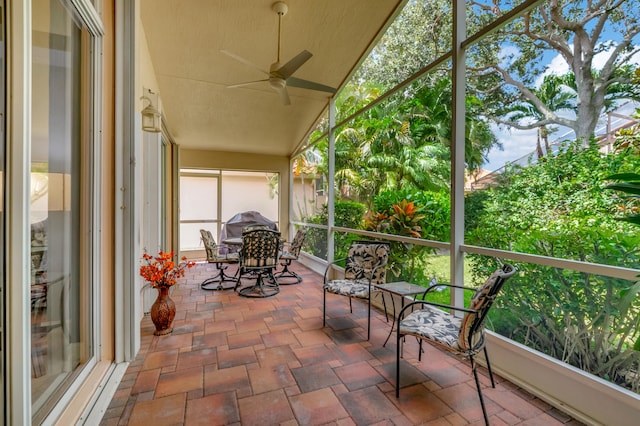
[469,0,640,142]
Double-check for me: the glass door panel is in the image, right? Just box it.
[31,0,91,418]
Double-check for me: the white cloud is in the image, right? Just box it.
[537,41,640,86]
[497,45,520,68]
[536,54,570,86]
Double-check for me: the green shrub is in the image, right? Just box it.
[364,190,451,283]
[373,189,450,241]
[302,200,367,259]
[466,140,640,392]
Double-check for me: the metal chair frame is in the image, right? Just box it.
[395,263,517,426]
[200,229,239,290]
[322,241,390,340]
[274,228,307,285]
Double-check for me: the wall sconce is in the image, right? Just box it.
[141,88,162,133]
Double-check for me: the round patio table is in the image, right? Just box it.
[222,237,242,246]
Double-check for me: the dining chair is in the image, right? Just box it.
[235,228,282,297]
[395,263,517,426]
[274,228,307,285]
[199,229,239,290]
[323,240,390,340]
[242,224,271,232]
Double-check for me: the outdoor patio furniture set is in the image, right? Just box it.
[321,240,517,426]
[199,226,307,297]
[200,228,516,425]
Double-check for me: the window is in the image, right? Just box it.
[180,170,279,253]
[180,171,219,250]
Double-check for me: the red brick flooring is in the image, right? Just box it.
[100,261,583,425]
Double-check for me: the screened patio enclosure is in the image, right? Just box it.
[139,1,640,425]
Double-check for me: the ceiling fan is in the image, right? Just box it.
[221,1,336,105]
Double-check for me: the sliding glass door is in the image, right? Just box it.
[30,0,93,420]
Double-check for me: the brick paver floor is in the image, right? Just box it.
[100,261,584,425]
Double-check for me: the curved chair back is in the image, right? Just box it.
[458,263,517,352]
[242,224,271,233]
[240,228,281,269]
[200,229,219,260]
[344,241,389,284]
[287,228,307,258]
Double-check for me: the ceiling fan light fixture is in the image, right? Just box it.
[269,77,286,91]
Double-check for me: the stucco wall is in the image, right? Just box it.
[138,19,160,106]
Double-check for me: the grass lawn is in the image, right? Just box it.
[414,254,475,306]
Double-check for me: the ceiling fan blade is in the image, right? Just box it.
[220,49,270,76]
[274,50,312,79]
[227,79,269,89]
[287,76,337,94]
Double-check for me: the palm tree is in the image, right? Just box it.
[500,74,577,160]
[367,82,451,191]
[332,77,498,199]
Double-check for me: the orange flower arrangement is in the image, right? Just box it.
[139,250,195,289]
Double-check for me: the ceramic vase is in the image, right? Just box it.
[150,286,176,336]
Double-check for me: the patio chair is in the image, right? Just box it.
[274,228,307,285]
[395,263,517,426]
[242,224,271,233]
[323,241,390,340]
[199,229,239,290]
[235,228,282,298]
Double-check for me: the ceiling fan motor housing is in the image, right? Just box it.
[272,2,288,16]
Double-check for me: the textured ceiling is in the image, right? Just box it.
[140,0,403,156]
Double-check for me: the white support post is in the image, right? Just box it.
[450,0,467,308]
[327,98,336,264]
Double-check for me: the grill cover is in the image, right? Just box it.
[220,211,278,243]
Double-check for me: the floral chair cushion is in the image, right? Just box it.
[324,278,371,298]
[343,243,389,284]
[200,228,216,248]
[399,307,464,350]
[280,228,307,261]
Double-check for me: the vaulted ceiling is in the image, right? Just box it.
[140,0,403,156]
